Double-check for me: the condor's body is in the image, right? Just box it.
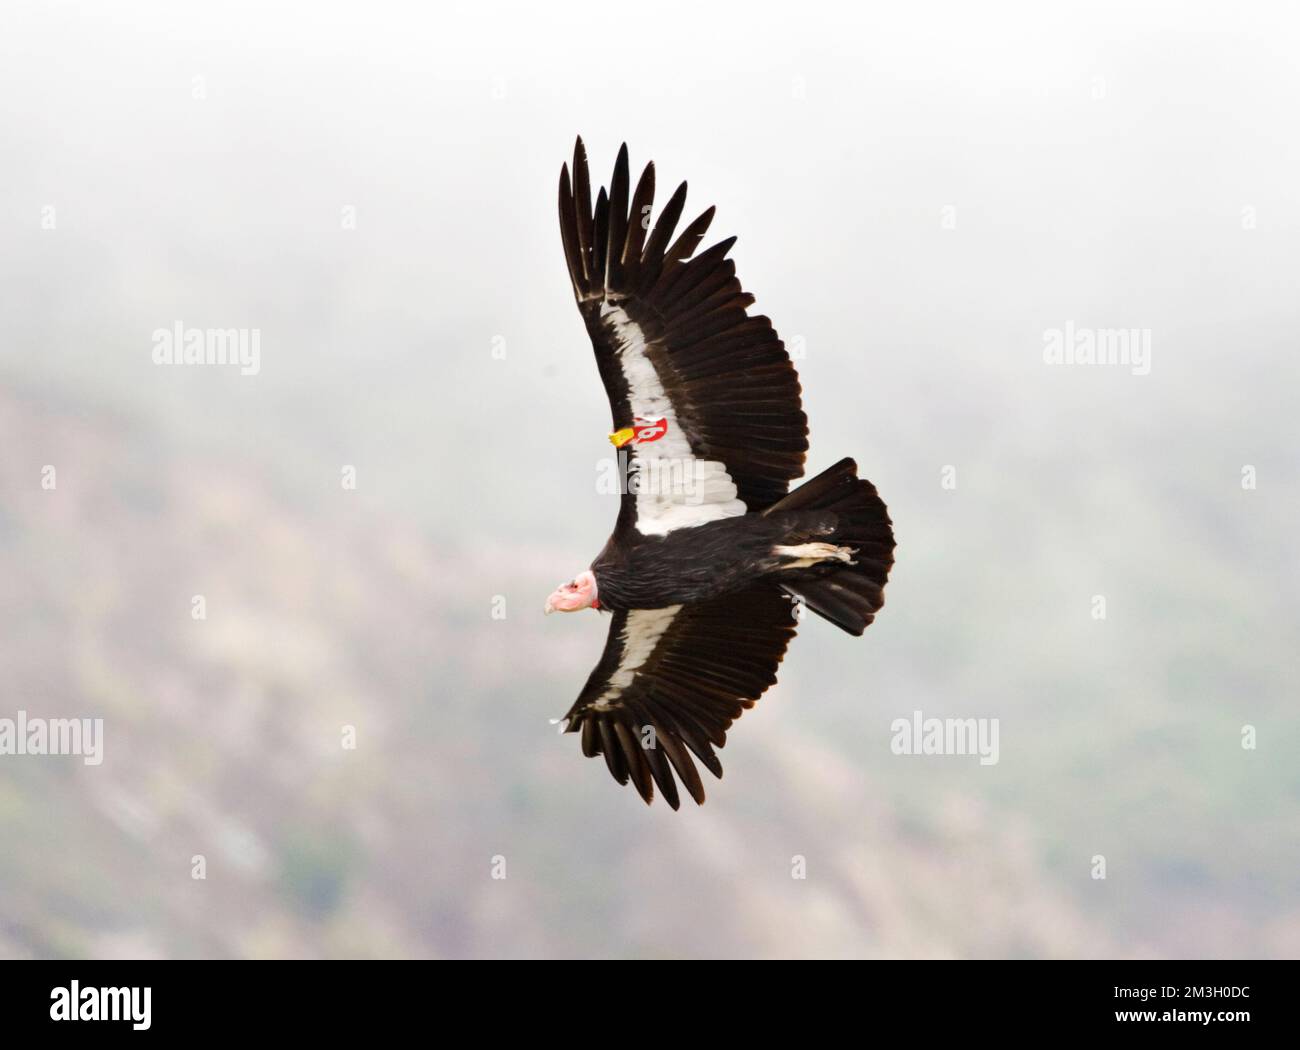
[593,506,871,611]
[589,517,787,611]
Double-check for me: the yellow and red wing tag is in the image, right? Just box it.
[608,417,668,448]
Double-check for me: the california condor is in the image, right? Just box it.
[547,138,896,808]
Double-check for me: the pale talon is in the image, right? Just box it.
[773,542,856,569]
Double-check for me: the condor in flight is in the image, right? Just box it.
[547,138,895,808]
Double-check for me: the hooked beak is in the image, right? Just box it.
[544,598,555,615]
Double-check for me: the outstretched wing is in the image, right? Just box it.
[558,138,808,537]
[560,584,799,808]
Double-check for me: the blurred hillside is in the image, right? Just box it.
[1,380,1295,959]
[0,385,1116,958]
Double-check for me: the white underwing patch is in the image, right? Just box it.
[594,605,683,708]
[600,303,747,535]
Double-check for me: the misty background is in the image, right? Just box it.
[1,0,1297,958]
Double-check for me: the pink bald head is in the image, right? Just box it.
[544,569,599,614]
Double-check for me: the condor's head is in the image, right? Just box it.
[544,569,599,614]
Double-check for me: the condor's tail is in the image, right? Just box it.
[764,457,895,636]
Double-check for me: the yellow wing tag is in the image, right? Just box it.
[609,427,636,448]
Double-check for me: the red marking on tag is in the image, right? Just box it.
[632,417,667,444]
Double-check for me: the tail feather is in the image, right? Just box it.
[766,457,895,636]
